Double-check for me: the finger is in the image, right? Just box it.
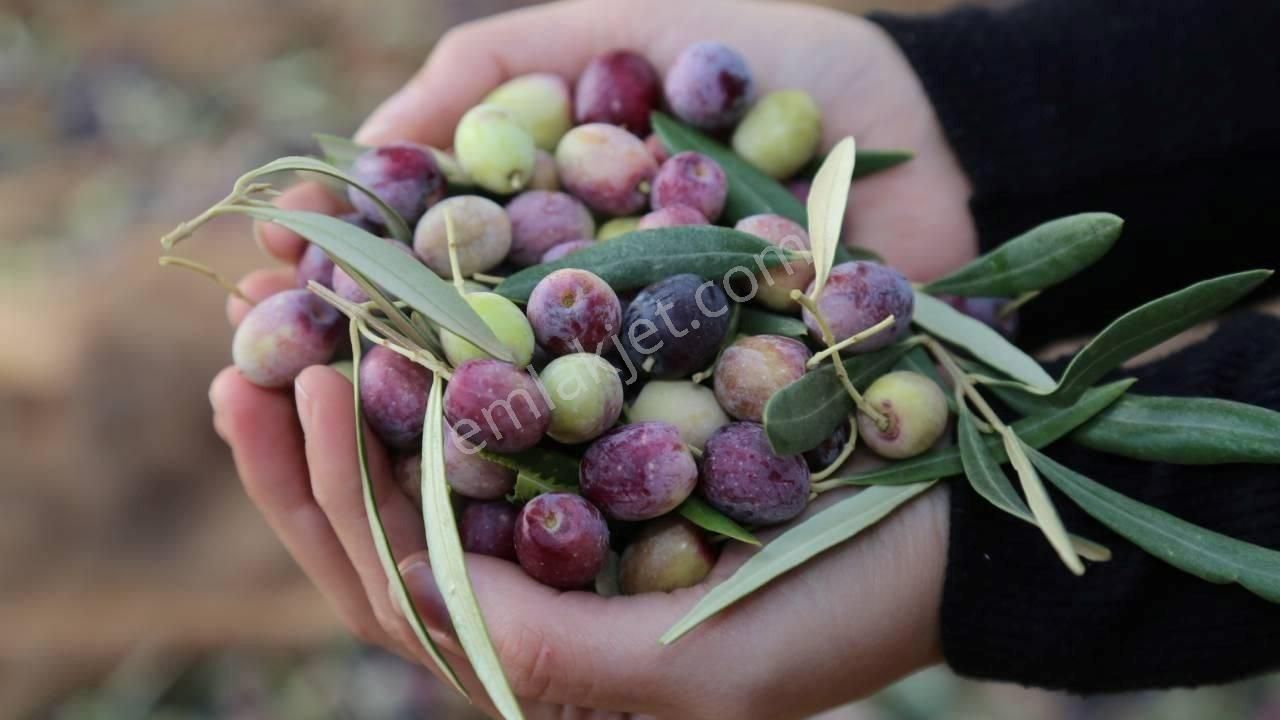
[253,182,348,265]
[397,549,698,714]
[295,365,431,653]
[208,366,395,650]
[226,267,296,328]
[356,0,640,146]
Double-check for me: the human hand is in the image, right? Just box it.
[222,1,967,716]
[210,342,947,719]
[257,0,976,282]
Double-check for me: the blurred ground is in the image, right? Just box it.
[1,1,1276,718]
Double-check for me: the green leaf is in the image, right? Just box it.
[924,213,1124,297]
[850,149,913,179]
[1038,270,1273,403]
[238,156,413,243]
[763,343,913,456]
[677,497,760,546]
[895,345,956,413]
[1003,431,1084,574]
[348,325,464,696]
[479,445,580,489]
[807,136,856,299]
[494,226,787,302]
[314,132,469,185]
[994,389,1280,465]
[737,306,809,338]
[957,408,1110,561]
[661,481,937,645]
[652,112,808,225]
[913,291,1055,390]
[421,377,524,720]
[799,148,913,182]
[1026,446,1280,603]
[836,379,1133,486]
[239,208,510,361]
[313,133,366,172]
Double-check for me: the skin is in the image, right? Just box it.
[224,1,976,716]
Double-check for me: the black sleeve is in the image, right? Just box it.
[939,313,1280,692]
[870,0,1280,349]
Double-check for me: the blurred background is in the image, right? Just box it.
[2,0,1277,717]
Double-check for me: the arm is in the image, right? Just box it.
[872,0,1280,348]
[944,313,1280,691]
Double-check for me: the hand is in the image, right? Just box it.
[256,0,976,282]
[210,342,948,719]
[223,1,966,716]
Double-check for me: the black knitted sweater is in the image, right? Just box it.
[871,0,1280,692]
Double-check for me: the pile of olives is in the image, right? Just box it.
[232,41,963,593]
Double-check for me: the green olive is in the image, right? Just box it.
[454,104,537,194]
[731,89,822,179]
[440,292,536,367]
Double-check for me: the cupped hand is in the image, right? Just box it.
[224,1,970,717]
[210,310,947,719]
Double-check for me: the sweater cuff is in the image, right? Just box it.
[937,314,1280,692]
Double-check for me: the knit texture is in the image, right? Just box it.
[872,0,1280,348]
[870,1,1280,691]
[941,314,1280,691]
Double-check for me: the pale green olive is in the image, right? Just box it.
[856,371,949,459]
[484,73,573,152]
[440,292,536,367]
[541,353,624,444]
[731,89,822,179]
[454,104,537,194]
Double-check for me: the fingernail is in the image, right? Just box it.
[397,556,454,638]
[294,376,313,433]
[209,379,229,442]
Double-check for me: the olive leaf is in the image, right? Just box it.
[421,377,524,720]
[957,408,1110,561]
[494,226,788,302]
[924,213,1124,297]
[237,208,511,361]
[1032,270,1273,403]
[802,148,913,181]
[677,497,760,546]
[348,325,465,696]
[993,389,1280,466]
[236,156,413,243]
[737,306,808,338]
[850,149,913,179]
[837,379,1133,486]
[764,343,913,456]
[661,481,937,645]
[479,446,582,498]
[314,132,469,185]
[1026,446,1280,603]
[913,291,1056,390]
[1003,432,1084,575]
[331,258,437,353]
[314,132,366,172]
[652,112,808,225]
[807,137,856,300]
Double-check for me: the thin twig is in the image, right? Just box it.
[158,256,253,304]
[791,290,889,430]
